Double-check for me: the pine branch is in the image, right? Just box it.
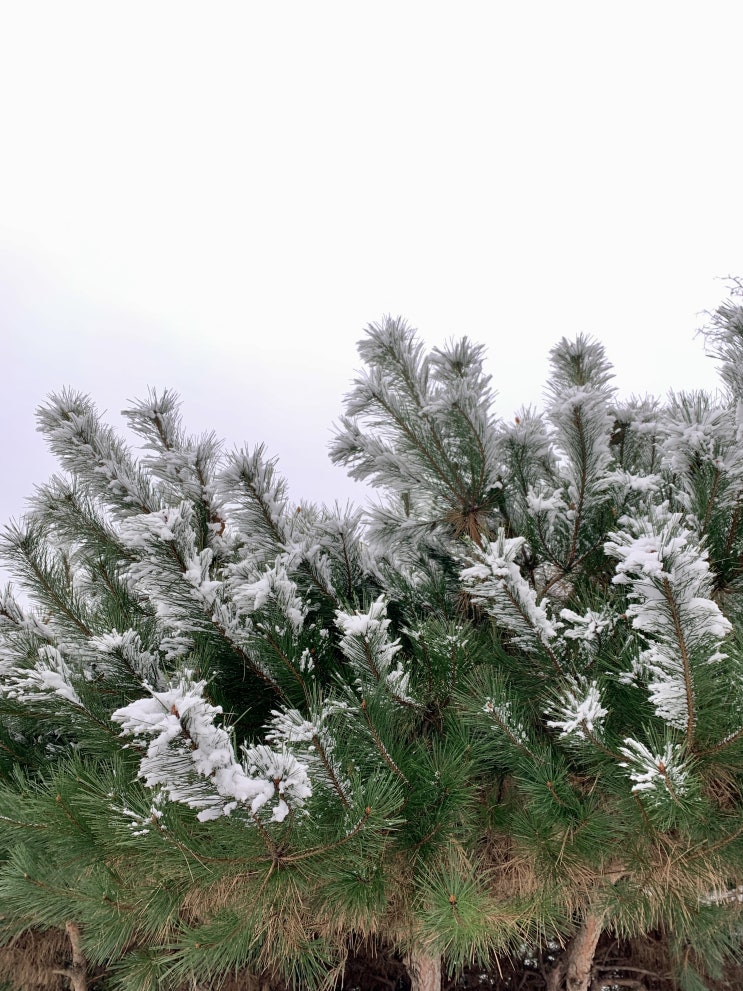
[660,576,696,748]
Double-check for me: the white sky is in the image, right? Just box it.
[2,2,743,529]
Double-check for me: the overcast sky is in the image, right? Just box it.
[2,2,742,529]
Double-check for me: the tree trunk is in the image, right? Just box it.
[64,921,88,991]
[564,913,603,991]
[546,960,564,991]
[406,949,442,991]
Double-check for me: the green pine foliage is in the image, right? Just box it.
[3,288,743,989]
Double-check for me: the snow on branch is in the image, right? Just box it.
[335,596,412,702]
[112,674,312,824]
[2,645,81,705]
[605,508,732,736]
[330,320,501,544]
[545,336,615,562]
[0,586,29,632]
[123,388,186,453]
[548,385,614,492]
[119,501,194,554]
[36,390,158,517]
[700,283,743,399]
[218,445,291,562]
[122,391,227,546]
[618,737,690,806]
[559,608,612,643]
[118,501,223,629]
[426,335,499,466]
[352,317,429,409]
[330,414,429,494]
[660,392,737,479]
[89,629,166,689]
[546,677,608,740]
[0,589,58,680]
[461,529,558,660]
[482,696,536,757]
[266,703,351,805]
[227,557,308,633]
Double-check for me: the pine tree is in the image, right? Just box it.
[2,294,743,991]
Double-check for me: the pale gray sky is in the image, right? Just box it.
[2,2,742,528]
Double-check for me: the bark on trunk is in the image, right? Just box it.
[64,921,88,991]
[564,912,603,991]
[406,949,442,991]
[546,960,564,991]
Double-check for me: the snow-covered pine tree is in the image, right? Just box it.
[2,291,743,991]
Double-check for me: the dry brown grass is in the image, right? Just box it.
[0,928,69,990]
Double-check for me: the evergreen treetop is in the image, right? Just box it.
[3,288,743,990]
